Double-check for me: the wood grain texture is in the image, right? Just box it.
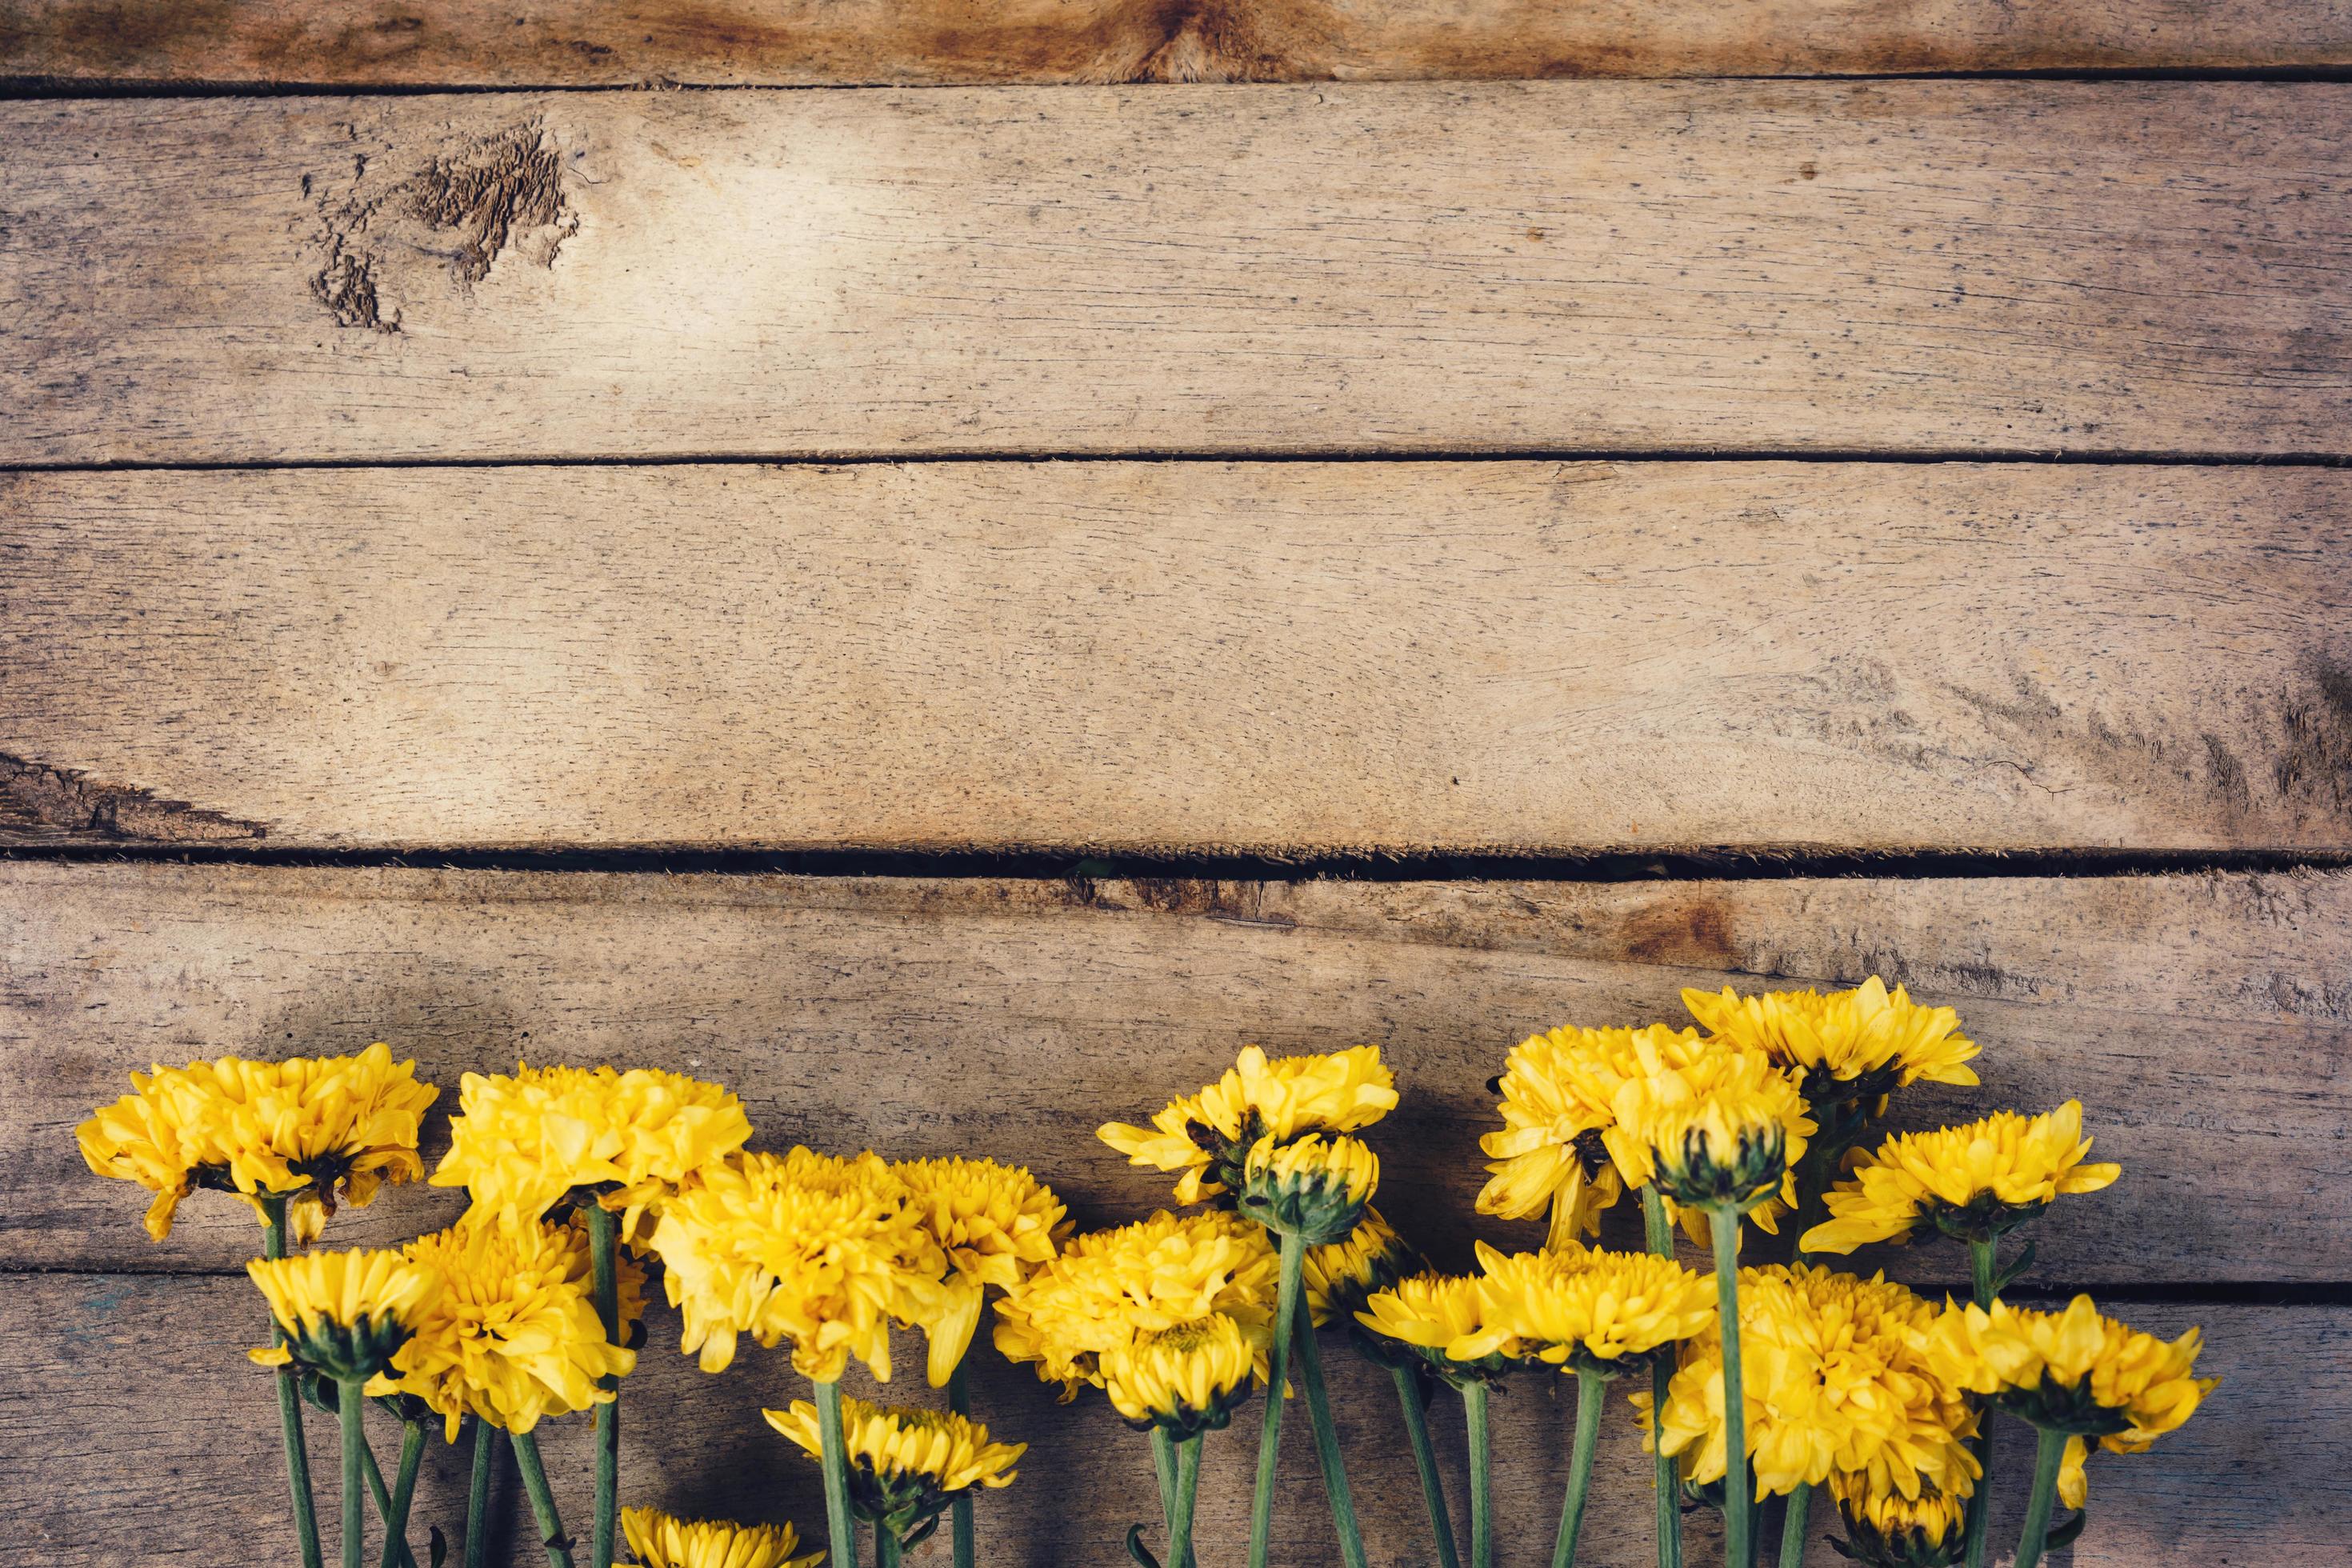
[9,82,2352,465]
[7,1272,2319,1567]
[6,462,2350,855]
[6,0,2350,86]
[7,862,2348,1282]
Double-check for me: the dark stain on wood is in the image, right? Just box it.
[0,752,264,843]
[1622,895,1738,968]
[2276,656,2352,818]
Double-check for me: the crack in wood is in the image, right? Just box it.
[0,752,265,843]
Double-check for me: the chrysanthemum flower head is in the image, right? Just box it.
[375,1213,638,1440]
[1304,1207,1421,1328]
[1098,1044,1397,1205]
[80,1044,436,1244]
[249,1247,443,1382]
[646,1148,944,1382]
[1610,1042,1813,1221]
[1477,1024,1706,1246]
[1354,1271,1513,1386]
[1104,1313,1261,1438]
[766,1398,1022,1545]
[1463,1242,1714,1376]
[1830,1474,1969,1568]
[1239,1131,1378,1243]
[1683,977,1978,1143]
[1801,1102,2120,1254]
[432,1062,751,1242]
[991,1210,1275,1399]
[620,1507,824,1568]
[892,1156,1070,1388]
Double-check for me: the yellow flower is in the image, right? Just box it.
[1800,1102,2121,1254]
[432,1063,751,1242]
[1303,1207,1420,1328]
[375,1214,638,1441]
[1927,1295,2214,1475]
[1104,1313,1261,1436]
[892,1157,1070,1388]
[620,1507,824,1568]
[1462,1242,1714,1374]
[992,1210,1276,1399]
[1476,1024,1705,1246]
[249,1248,443,1382]
[645,1149,944,1382]
[1354,1271,1513,1386]
[1098,1045,1398,1203]
[1829,1473,1970,1568]
[79,1044,436,1244]
[1634,1266,1978,1502]
[766,1398,1023,1538]
[1239,1131,1378,1243]
[1609,1042,1813,1222]
[1684,977,1979,1102]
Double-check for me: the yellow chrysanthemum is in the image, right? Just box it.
[1927,1294,2214,1482]
[1240,1130,1379,1243]
[1303,1207,1419,1328]
[249,1248,443,1382]
[1684,977,1979,1102]
[1830,1473,1970,1568]
[1098,1045,1398,1203]
[621,1507,824,1568]
[79,1044,436,1244]
[1800,1102,2121,1254]
[893,1157,1070,1388]
[646,1149,944,1382]
[375,1214,638,1441]
[1635,1266,1978,1502]
[1476,1024,1706,1246]
[992,1210,1277,1399]
[1609,1042,1813,1226]
[1461,1242,1714,1373]
[432,1063,751,1242]
[1104,1313,1262,1434]
[1354,1271,1517,1385]
[766,1398,1024,1519]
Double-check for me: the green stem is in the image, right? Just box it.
[1169,1434,1203,1568]
[1247,1230,1308,1568]
[1390,1366,1463,1568]
[378,1419,426,1568]
[1152,1426,1183,1560]
[261,1197,326,1568]
[1296,1313,1370,1568]
[1642,1187,1684,1568]
[510,1429,577,1568]
[814,1378,859,1568]
[876,1529,902,1568]
[2013,1426,2067,1568]
[1550,1366,1608,1568]
[464,1418,505,1568]
[1961,1239,1998,1568]
[948,1362,976,1568]
[338,1378,370,1568]
[585,1203,621,1568]
[1711,1206,1751,1568]
[358,1409,421,1568]
[1463,1380,1495,1568]
[1776,1482,1810,1568]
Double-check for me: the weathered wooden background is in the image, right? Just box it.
[3,3,2349,1565]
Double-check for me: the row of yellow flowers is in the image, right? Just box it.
[78,978,2214,1568]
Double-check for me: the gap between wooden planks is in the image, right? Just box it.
[6,82,2352,464]
[7,861,2346,1283]
[4,462,2347,855]
[3,1270,2328,1568]
[4,0,2351,86]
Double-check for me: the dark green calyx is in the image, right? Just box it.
[1920,1190,2050,1247]
[1654,1123,1786,1213]
[1994,1373,2135,1438]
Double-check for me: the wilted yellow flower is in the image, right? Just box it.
[1462,1242,1714,1373]
[1684,977,1978,1103]
[1355,1271,1514,1385]
[79,1044,436,1244]
[766,1398,1023,1536]
[992,1210,1275,1398]
[1477,1024,1706,1246]
[620,1507,823,1568]
[646,1149,944,1382]
[1304,1207,1419,1328]
[893,1156,1069,1387]
[1610,1042,1813,1223]
[376,1214,638,1440]
[1104,1313,1261,1435]
[432,1063,750,1242]
[249,1248,443,1382]
[1829,1473,1970,1568]
[1098,1045,1398,1203]
[1801,1102,2121,1254]
[1240,1131,1378,1242]
[1927,1294,2214,1482]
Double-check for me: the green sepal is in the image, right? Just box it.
[1126,1525,1165,1568]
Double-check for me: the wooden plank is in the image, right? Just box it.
[2,1271,2330,1566]
[6,862,2347,1282]
[7,83,2352,465]
[6,462,2350,854]
[6,0,2350,87]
